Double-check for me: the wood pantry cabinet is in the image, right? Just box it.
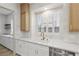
[20,3,30,32]
[69,3,79,32]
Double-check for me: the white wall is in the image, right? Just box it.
[30,3,79,45]
[0,3,18,35]
[59,4,79,44]
[0,3,17,11]
[0,14,6,34]
[0,3,30,40]
[0,3,79,47]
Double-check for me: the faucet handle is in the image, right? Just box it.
[40,32,44,37]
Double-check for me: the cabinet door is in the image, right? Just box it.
[70,3,79,32]
[5,37,10,49]
[15,40,49,56]
[38,46,49,56]
[22,41,29,56]
[35,44,49,56]
[20,13,26,31]
[28,43,49,56]
[15,40,29,56]
[9,38,14,50]
[28,43,37,56]
[20,3,30,32]
[0,36,3,45]
[0,37,8,48]
[15,40,23,55]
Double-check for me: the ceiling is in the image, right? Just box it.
[0,6,13,15]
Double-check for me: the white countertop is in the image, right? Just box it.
[0,35,13,38]
[15,37,79,53]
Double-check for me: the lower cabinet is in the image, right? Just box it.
[15,40,29,56]
[15,40,49,56]
[28,42,49,56]
[0,36,14,50]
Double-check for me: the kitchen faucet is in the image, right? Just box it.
[41,32,45,40]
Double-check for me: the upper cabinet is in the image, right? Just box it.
[20,3,30,32]
[69,3,79,32]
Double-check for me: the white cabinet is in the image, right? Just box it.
[0,36,13,50]
[15,40,49,56]
[4,37,13,50]
[28,43,49,56]
[15,40,29,56]
[22,42,29,56]
[28,44,37,56]
[15,40,23,55]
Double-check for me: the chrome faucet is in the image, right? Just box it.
[41,32,45,40]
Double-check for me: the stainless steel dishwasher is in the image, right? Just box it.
[49,47,75,56]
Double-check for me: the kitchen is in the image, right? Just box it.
[0,3,79,56]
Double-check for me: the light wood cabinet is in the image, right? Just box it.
[69,3,79,32]
[20,3,30,32]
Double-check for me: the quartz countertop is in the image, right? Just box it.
[15,37,79,53]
